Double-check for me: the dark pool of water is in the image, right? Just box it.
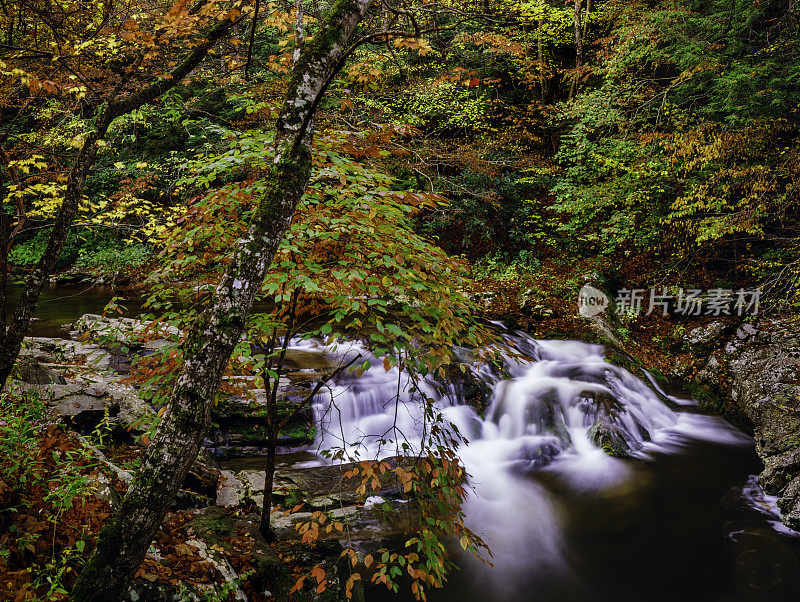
[423,438,800,602]
[5,284,145,338]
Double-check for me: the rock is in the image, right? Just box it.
[19,336,112,370]
[588,423,629,457]
[73,313,180,351]
[576,276,626,349]
[269,511,316,541]
[686,320,729,348]
[74,313,141,348]
[12,378,155,435]
[777,475,800,518]
[470,290,497,309]
[90,472,120,505]
[278,463,378,503]
[13,356,66,384]
[216,470,266,507]
[190,506,291,597]
[520,288,553,318]
[695,354,723,387]
[734,324,758,341]
[671,355,696,379]
[185,538,248,602]
[18,347,58,363]
[214,460,417,548]
[281,348,336,371]
[183,458,221,500]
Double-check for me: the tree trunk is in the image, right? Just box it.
[537,19,546,103]
[0,131,103,387]
[582,0,591,40]
[0,16,235,393]
[71,1,374,599]
[569,0,583,100]
[260,423,279,540]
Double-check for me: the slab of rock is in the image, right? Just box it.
[12,377,155,435]
[720,319,800,530]
[73,313,179,350]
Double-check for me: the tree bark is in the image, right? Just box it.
[71,0,374,599]
[537,19,546,103]
[582,0,591,40]
[260,409,279,540]
[569,0,583,100]
[0,16,235,392]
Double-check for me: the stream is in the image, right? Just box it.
[305,336,800,601]
[12,286,800,601]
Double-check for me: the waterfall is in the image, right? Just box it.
[308,334,748,465]
[302,332,753,592]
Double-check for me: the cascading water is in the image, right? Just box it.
[308,333,749,470]
[299,332,797,601]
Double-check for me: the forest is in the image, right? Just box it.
[1,0,799,599]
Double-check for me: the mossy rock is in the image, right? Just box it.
[588,423,629,457]
[190,506,292,599]
[13,357,66,385]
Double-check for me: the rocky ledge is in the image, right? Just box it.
[5,313,414,600]
[682,318,800,531]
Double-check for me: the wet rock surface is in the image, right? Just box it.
[686,318,800,531]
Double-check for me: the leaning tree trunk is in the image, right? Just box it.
[0,17,235,391]
[71,1,374,599]
[0,131,102,387]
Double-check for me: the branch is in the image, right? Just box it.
[277,353,361,430]
[106,12,242,121]
[76,434,135,483]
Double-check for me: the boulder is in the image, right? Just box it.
[14,378,155,435]
[13,356,66,384]
[19,336,112,370]
[519,288,554,318]
[73,313,179,351]
[588,423,629,457]
[695,354,723,387]
[192,507,293,597]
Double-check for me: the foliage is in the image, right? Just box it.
[0,389,110,600]
[291,450,488,601]
[76,242,152,281]
[537,0,800,295]
[126,119,498,597]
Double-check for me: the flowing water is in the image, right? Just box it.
[306,334,800,602]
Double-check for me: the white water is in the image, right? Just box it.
[304,333,754,584]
